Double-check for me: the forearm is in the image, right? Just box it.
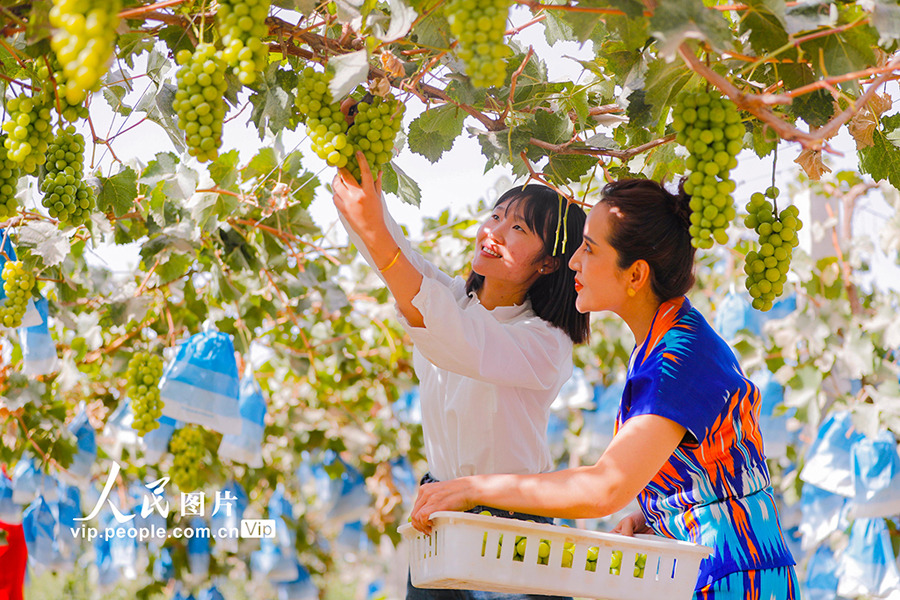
[467,464,631,520]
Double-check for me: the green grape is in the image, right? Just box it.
[445,0,512,88]
[168,426,206,491]
[2,93,55,174]
[126,351,165,437]
[218,0,271,85]
[743,191,802,311]
[672,90,743,249]
[40,126,96,226]
[49,0,122,105]
[346,94,405,181]
[295,68,353,169]
[0,261,36,329]
[0,137,22,221]
[173,44,229,163]
[610,549,623,575]
[36,55,91,123]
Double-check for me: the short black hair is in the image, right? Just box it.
[466,184,590,344]
[599,178,696,301]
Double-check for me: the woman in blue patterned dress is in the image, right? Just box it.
[410,179,798,600]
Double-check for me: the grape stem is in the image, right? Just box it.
[498,47,535,123]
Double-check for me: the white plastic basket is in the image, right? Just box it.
[399,511,712,600]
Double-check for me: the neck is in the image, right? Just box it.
[477,278,529,310]
[620,293,664,348]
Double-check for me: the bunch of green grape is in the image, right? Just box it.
[217,0,271,85]
[40,126,96,226]
[173,45,229,163]
[671,91,744,249]
[2,94,54,174]
[444,0,512,88]
[0,138,22,221]
[345,95,404,181]
[0,261,36,328]
[169,426,206,491]
[743,187,802,311]
[126,352,165,436]
[49,0,122,105]
[36,56,90,123]
[295,68,354,168]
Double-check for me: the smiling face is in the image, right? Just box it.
[568,204,630,314]
[471,198,549,291]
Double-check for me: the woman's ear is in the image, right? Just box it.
[629,259,651,291]
[541,256,562,274]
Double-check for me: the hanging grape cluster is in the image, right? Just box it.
[40,126,96,226]
[445,0,512,88]
[36,56,90,123]
[0,261,36,328]
[169,426,206,491]
[346,95,404,182]
[0,137,21,220]
[743,187,802,311]
[126,352,165,436]
[295,68,353,168]
[2,94,54,174]
[49,0,122,105]
[217,0,271,85]
[672,91,744,249]
[173,45,228,163]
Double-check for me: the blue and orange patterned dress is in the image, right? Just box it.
[615,296,797,599]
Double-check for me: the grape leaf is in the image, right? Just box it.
[97,167,139,217]
[328,50,369,100]
[872,1,900,43]
[545,154,599,186]
[858,114,900,189]
[371,0,417,42]
[16,222,70,268]
[407,104,466,163]
[784,0,836,33]
[532,110,574,146]
[794,148,832,180]
[740,0,789,55]
[649,0,734,60]
[848,110,877,150]
[135,82,186,152]
[209,150,241,191]
[799,25,878,89]
[643,58,695,132]
[248,65,295,137]
[383,162,421,207]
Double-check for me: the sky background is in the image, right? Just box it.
[53,5,900,289]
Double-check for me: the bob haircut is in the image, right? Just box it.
[598,178,696,301]
[465,184,590,345]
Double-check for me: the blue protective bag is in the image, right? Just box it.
[751,369,793,459]
[297,454,337,514]
[552,366,594,410]
[218,367,267,468]
[390,456,417,506]
[187,516,211,577]
[0,228,40,328]
[277,559,319,600]
[800,410,865,497]
[798,482,849,550]
[18,296,59,375]
[22,495,62,568]
[153,546,174,581]
[142,414,178,465]
[64,403,97,484]
[804,545,841,600]
[837,517,900,597]
[336,520,370,554]
[159,330,242,435]
[211,479,247,554]
[198,585,226,600]
[393,387,421,424]
[251,537,299,582]
[326,458,371,525]
[11,455,39,505]
[0,468,20,523]
[848,430,900,519]
[714,290,760,340]
[268,484,296,549]
[94,517,120,587]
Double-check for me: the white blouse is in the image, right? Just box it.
[341,200,574,482]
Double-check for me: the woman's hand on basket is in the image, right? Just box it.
[611,510,654,537]
[411,477,478,534]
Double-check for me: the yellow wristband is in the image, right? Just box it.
[380,248,402,273]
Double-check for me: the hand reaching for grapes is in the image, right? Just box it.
[333,152,387,247]
[610,511,654,537]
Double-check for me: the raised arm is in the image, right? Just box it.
[410,413,687,533]
[332,153,439,328]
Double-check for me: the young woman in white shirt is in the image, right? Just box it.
[332,153,588,600]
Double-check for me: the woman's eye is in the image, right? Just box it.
[513,225,524,231]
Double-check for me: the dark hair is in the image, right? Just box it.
[465,184,590,345]
[599,178,695,301]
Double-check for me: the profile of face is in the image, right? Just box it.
[568,204,629,314]
[471,199,548,289]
